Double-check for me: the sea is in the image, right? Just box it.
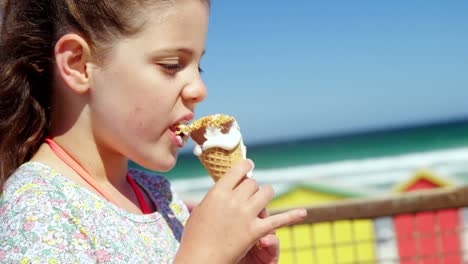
[129,118,468,202]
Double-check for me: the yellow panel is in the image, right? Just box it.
[279,250,294,264]
[336,245,355,263]
[292,224,313,248]
[353,219,374,240]
[333,220,352,243]
[312,222,332,246]
[353,220,376,262]
[315,247,335,264]
[277,227,293,250]
[268,188,343,210]
[277,219,377,264]
[356,242,375,262]
[297,249,315,264]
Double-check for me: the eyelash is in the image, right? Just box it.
[160,64,204,74]
[161,64,182,71]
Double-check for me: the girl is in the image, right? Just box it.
[0,0,307,263]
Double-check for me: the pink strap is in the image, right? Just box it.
[127,174,153,214]
[45,138,152,214]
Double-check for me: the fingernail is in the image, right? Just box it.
[298,209,307,217]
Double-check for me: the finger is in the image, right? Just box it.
[258,208,307,235]
[233,177,259,201]
[259,233,279,249]
[258,234,280,260]
[248,184,275,215]
[216,159,254,190]
[258,209,276,235]
[250,234,279,263]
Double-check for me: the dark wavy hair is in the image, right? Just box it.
[0,0,210,186]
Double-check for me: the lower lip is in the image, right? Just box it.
[167,130,183,148]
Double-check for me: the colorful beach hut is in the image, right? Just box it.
[390,170,461,263]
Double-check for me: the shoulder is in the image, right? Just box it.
[1,162,70,219]
[2,162,60,200]
[0,163,90,262]
[0,162,79,230]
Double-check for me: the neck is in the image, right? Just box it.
[47,95,129,188]
[49,132,129,188]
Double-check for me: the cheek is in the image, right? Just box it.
[125,98,170,138]
[91,61,177,139]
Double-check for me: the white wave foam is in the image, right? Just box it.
[173,147,468,202]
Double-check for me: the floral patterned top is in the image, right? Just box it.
[0,162,190,263]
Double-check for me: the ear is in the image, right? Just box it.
[54,34,92,94]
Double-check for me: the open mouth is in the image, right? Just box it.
[170,121,191,146]
[173,122,191,137]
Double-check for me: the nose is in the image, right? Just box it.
[182,75,207,105]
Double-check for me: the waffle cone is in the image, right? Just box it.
[198,143,244,182]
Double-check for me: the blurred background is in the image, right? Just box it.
[129,1,468,262]
[131,0,468,207]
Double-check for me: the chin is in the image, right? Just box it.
[133,144,179,172]
[148,155,178,172]
[155,162,176,172]
[133,159,176,173]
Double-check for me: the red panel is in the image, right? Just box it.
[441,233,460,253]
[421,258,438,264]
[395,214,417,259]
[401,260,418,264]
[416,212,436,233]
[442,256,461,264]
[419,236,438,258]
[437,209,459,231]
[437,209,461,262]
[416,212,437,258]
[395,214,414,235]
[415,212,437,258]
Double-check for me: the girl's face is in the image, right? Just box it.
[88,0,209,172]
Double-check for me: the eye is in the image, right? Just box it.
[198,65,204,73]
[160,63,183,71]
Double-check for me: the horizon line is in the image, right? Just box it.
[179,115,468,155]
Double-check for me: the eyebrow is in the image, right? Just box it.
[153,48,206,57]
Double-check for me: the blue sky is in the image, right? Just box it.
[193,1,468,146]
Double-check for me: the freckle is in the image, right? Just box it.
[131,107,144,120]
[134,106,143,113]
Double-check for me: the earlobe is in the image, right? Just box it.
[54,34,92,94]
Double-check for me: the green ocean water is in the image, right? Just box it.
[130,119,468,180]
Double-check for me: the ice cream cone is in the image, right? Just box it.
[179,114,250,182]
[198,143,244,182]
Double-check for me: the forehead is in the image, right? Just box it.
[132,0,209,47]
